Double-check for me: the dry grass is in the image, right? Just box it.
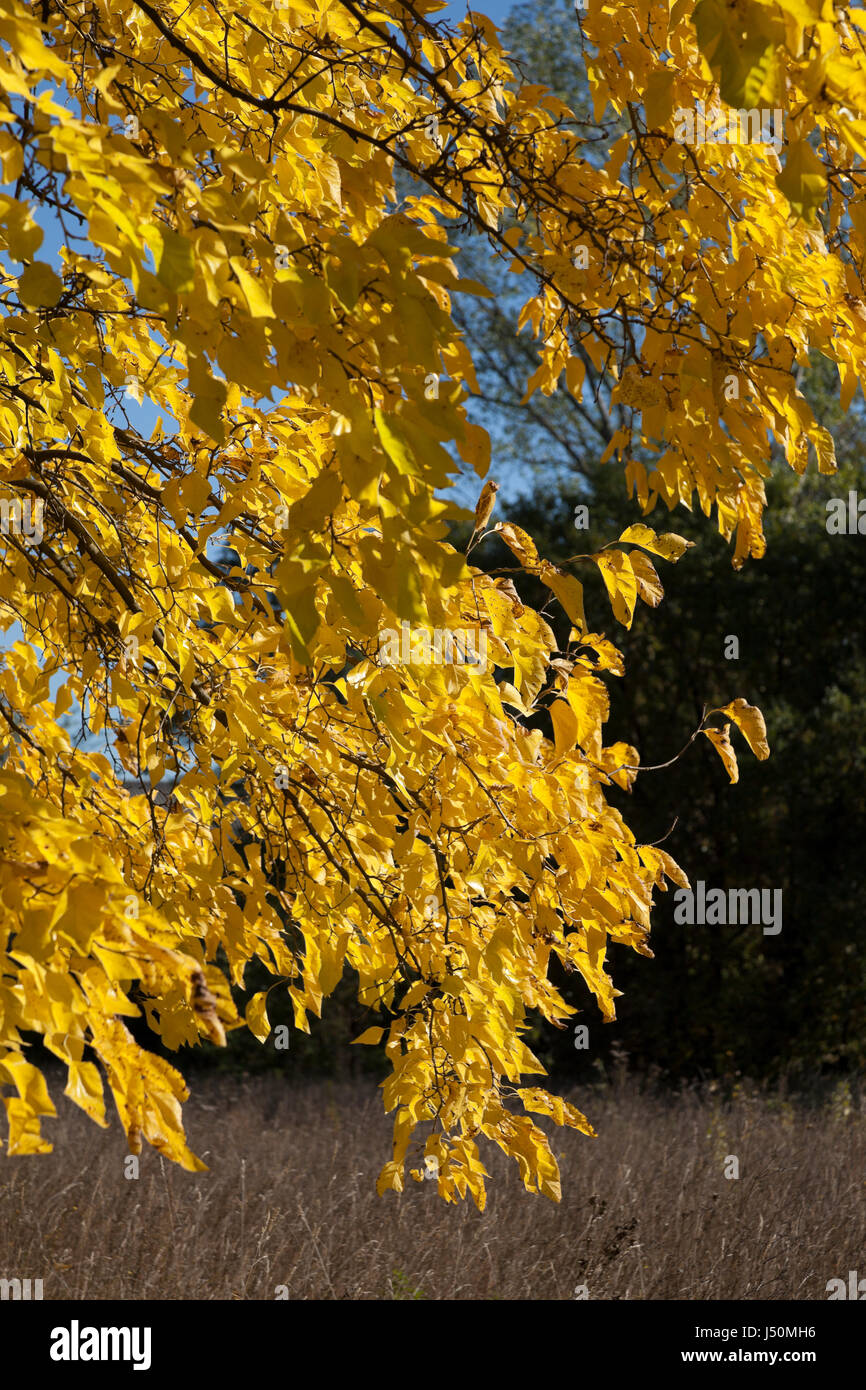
[1,1071,863,1300]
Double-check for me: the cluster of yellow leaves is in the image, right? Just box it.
[702,697,771,784]
[541,0,866,566]
[0,0,851,1203]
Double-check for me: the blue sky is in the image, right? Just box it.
[439,0,515,22]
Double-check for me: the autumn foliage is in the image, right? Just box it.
[0,0,858,1205]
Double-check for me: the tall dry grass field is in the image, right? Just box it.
[1,1073,863,1300]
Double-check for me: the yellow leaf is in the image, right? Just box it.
[541,563,587,632]
[374,408,421,477]
[155,226,196,293]
[703,724,739,783]
[494,522,540,571]
[693,0,777,107]
[593,550,638,628]
[18,261,63,308]
[377,1159,405,1195]
[630,550,663,607]
[717,697,770,760]
[618,524,693,562]
[643,68,675,129]
[456,421,491,476]
[188,354,227,444]
[2,1098,53,1154]
[233,261,274,318]
[351,1026,385,1045]
[245,991,271,1042]
[776,139,827,223]
[64,1062,107,1126]
[550,698,579,756]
